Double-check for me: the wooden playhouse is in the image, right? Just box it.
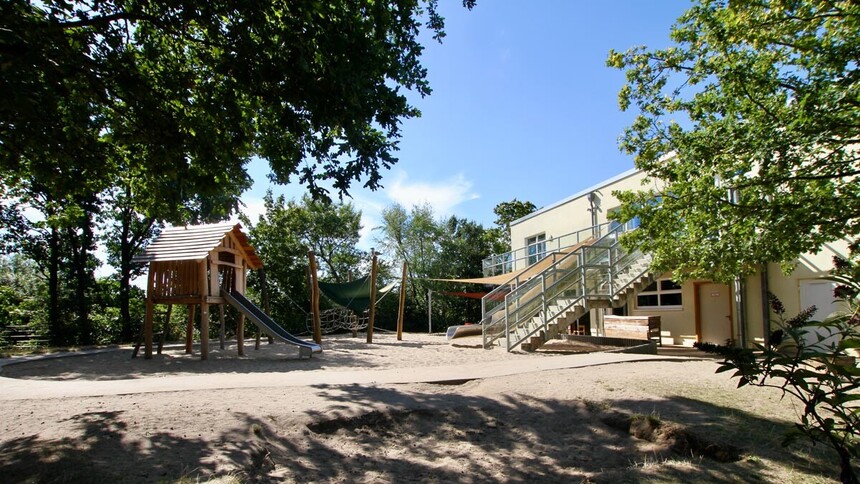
[132,222,263,360]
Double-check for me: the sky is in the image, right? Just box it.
[236,1,693,250]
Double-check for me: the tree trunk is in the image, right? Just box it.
[47,224,61,345]
[68,211,96,345]
[119,203,133,342]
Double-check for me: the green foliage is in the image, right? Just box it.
[375,203,489,330]
[0,255,48,346]
[696,252,860,482]
[485,199,537,254]
[608,0,860,282]
[242,193,366,334]
[1,0,475,344]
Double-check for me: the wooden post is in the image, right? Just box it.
[144,268,156,359]
[200,260,210,360]
[185,304,196,354]
[396,261,407,341]
[159,304,172,353]
[308,251,322,344]
[367,251,378,343]
[218,304,226,350]
[237,314,245,356]
[261,267,273,345]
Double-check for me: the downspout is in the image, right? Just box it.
[760,263,770,346]
[733,277,747,348]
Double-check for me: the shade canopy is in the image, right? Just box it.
[318,277,398,313]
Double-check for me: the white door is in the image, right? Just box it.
[799,280,839,321]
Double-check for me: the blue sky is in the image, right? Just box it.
[238,1,692,249]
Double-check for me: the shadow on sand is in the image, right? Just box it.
[0,383,840,483]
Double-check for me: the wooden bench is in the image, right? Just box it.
[603,315,661,345]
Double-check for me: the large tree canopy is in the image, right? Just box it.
[608,0,860,282]
[1,0,475,209]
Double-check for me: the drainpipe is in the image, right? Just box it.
[733,277,747,348]
[760,264,770,346]
[428,289,432,334]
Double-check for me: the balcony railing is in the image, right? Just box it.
[481,222,613,277]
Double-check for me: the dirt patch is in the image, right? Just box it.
[600,410,744,463]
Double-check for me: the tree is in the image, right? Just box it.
[1,0,475,343]
[2,0,476,203]
[377,203,440,305]
[376,204,489,329]
[293,196,364,283]
[607,0,860,282]
[241,193,365,333]
[485,199,537,255]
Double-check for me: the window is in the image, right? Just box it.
[526,234,546,265]
[608,207,640,232]
[636,279,683,309]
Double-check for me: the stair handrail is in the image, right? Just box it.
[482,222,613,277]
[483,220,645,350]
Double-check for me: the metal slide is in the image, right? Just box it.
[221,289,322,357]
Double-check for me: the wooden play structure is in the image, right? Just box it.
[306,252,408,342]
[132,222,320,360]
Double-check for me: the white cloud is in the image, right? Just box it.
[233,197,267,226]
[385,171,479,217]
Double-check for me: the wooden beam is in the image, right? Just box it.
[199,260,210,360]
[397,261,408,341]
[219,304,226,350]
[308,251,322,344]
[144,268,156,359]
[367,251,378,343]
[201,302,210,360]
[185,304,196,354]
[237,314,245,357]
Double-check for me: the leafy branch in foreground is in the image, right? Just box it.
[696,251,860,483]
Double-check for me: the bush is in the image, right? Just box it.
[697,251,860,483]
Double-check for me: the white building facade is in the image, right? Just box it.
[501,168,849,347]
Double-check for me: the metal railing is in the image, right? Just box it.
[481,220,649,351]
[481,222,613,277]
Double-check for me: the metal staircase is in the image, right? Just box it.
[481,222,655,351]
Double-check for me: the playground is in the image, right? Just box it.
[0,222,845,482]
[0,333,843,483]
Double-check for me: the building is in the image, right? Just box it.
[483,167,849,349]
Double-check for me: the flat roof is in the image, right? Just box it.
[511,166,643,226]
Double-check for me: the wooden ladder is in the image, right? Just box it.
[131,306,172,358]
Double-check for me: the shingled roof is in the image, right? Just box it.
[132,222,263,269]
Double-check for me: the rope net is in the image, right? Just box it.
[306,307,368,334]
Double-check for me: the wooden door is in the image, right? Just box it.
[698,283,732,345]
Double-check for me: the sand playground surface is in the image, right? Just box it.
[0,332,842,482]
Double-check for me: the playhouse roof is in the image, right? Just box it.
[132,222,263,269]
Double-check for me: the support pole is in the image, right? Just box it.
[144,268,155,359]
[237,314,245,357]
[200,259,210,360]
[219,304,226,350]
[200,303,210,360]
[185,304,195,354]
[308,251,322,344]
[428,289,432,334]
[260,267,273,344]
[396,261,407,341]
[367,251,378,343]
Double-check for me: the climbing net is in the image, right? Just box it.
[306,307,368,335]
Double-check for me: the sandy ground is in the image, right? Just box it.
[0,332,842,483]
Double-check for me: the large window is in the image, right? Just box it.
[636,279,683,309]
[526,234,546,265]
[608,206,641,232]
